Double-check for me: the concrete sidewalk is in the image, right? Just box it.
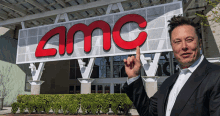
[0,107,139,115]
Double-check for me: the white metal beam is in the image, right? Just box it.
[63,13,69,22]
[0,1,27,16]
[25,0,48,12]
[21,21,25,29]
[117,3,124,12]
[106,4,113,14]
[0,0,128,26]
[36,62,45,81]
[29,62,45,81]
[54,13,69,23]
[107,2,124,13]
[140,40,165,76]
[54,14,61,24]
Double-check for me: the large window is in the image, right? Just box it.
[76,86,80,94]
[91,84,110,93]
[113,56,128,78]
[95,57,111,78]
[104,85,110,93]
[91,85,96,93]
[70,58,99,79]
[69,85,81,94]
[70,59,82,79]
[69,86,74,94]
[97,85,103,93]
[141,52,179,77]
[114,83,126,93]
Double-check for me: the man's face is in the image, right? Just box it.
[171,25,201,68]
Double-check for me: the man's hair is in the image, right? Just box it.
[168,15,201,40]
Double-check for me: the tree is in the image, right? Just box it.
[0,64,12,98]
[195,0,220,26]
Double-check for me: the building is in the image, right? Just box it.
[0,0,219,107]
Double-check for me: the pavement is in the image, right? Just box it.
[0,107,139,115]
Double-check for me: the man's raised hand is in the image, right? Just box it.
[124,46,141,79]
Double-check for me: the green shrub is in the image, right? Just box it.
[26,102,35,114]
[51,102,61,115]
[101,101,109,114]
[61,101,69,115]
[90,102,99,114]
[11,93,133,115]
[19,102,26,114]
[81,101,90,115]
[122,94,133,115]
[34,102,44,113]
[111,102,119,115]
[11,102,19,114]
[68,103,79,115]
[67,99,79,115]
[44,103,51,114]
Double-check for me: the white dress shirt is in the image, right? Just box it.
[166,54,204,116]
[127,55,204,116]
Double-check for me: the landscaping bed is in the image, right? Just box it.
[9,94,136,116]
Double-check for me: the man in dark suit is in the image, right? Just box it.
[122,15,220,116]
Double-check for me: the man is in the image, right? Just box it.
[122,15,220,116]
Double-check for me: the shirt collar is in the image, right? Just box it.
[179,54,204,73]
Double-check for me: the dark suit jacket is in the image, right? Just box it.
[122,58,220,116]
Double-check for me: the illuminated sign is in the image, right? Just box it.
[35,14,147,57]
[16,1,183,64]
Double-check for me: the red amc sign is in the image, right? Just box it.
[35,14,147,57]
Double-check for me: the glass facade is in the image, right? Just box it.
[67,52,177,94]
[96,57,111,78]
[70,59,82,79]
[113,55,128,78]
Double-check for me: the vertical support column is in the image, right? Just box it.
[29,63,45,95]
[103,84,105,94]
[140,40,164,96]
[110,83,114,94]
[28,80,44,95]
[78,78,94,94]
[110,56,113,78]
[142,76,159,97]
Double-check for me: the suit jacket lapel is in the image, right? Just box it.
[158,72,179,116]
[170,58,210,116]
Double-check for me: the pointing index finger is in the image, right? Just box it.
[136,46,140,61]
